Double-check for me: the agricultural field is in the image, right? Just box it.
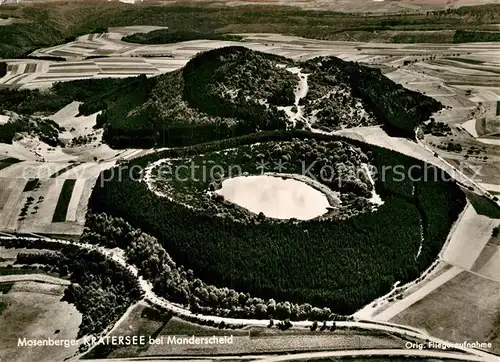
[144,138,375,219]
[1,238,143,338]
[0,162,115,235]
[0,278,81,362]
[0,157,20,171]
[441,202,500,270]
[0,46,441,148]
[51,179,76,222]
[85,303,404,358]
[390,271,500,353]
[95,302,407,358]
[0,100,151,236]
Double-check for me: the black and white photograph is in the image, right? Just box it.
[0,1,500,361]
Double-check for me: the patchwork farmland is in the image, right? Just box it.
[1,27,500,91]
[0,100,153,235]
[184,0,500,13]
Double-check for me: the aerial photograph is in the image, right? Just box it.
[0,0,500,361]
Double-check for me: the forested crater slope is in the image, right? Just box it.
[89,130,466,315]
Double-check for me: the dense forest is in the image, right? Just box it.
[2,238,142,337]
[88,131,466,314]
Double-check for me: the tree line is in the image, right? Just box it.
[122,29,243,44]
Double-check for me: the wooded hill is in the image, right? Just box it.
[0,47,441,148]
[122,29,243,44]
[0,115,64,146]
[147,138,374,221]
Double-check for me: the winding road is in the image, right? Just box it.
[0,234,497,362]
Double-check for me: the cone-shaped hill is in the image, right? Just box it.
[0,46,442,148]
